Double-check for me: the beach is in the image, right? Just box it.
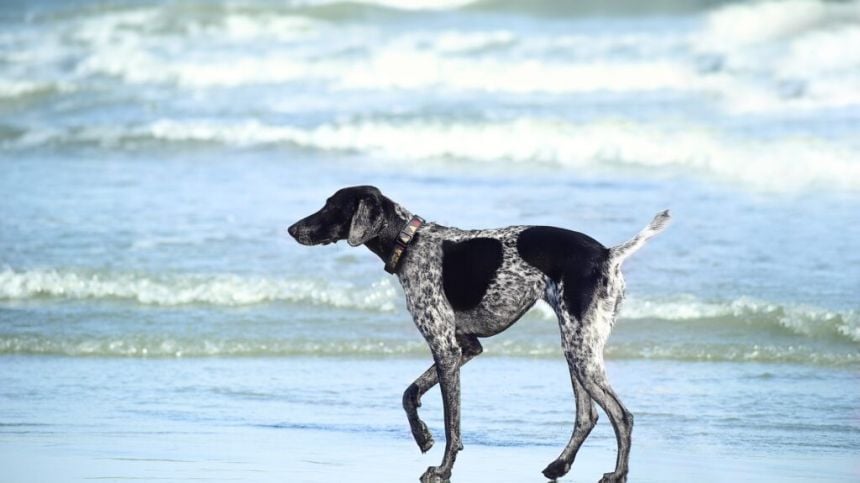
[2,0,860,481]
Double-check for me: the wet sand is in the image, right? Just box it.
[3,422,856,483]
[1,356,857,483]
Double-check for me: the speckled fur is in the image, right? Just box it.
[288,186,670,483]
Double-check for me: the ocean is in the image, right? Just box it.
[1,0,858,482]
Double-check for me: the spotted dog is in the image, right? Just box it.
[288,186,670,483]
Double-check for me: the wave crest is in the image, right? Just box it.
[0,268,398,310]
[622,296,860,343]
[30,118,852,193]
[2,267,857,346]
[528,296,860,345]
[696,0,860,112]
[4,0,858,116]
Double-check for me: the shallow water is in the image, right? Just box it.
[1,357,857,482]
[1,0,859,480]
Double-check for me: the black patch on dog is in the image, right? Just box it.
[442,238,503,311]
[517,227,610,320]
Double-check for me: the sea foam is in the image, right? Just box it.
[25,118,854,193]
[0,268,398,311]
[1,334,856,365]
[696,0,860,112]
[3,0,858,115]
[2,267,857,345]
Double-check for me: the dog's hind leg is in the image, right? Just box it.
[542,353,599,479]
[403,335,483,453]
[573,356,632,483]
[541,281,600,480]
[568,295,633,483]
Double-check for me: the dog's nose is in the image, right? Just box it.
[288,224,298,238]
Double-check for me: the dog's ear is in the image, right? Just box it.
[348,195,385,247]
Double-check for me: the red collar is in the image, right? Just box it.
[385,216,424,274]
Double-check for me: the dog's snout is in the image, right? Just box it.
[287,223,299,238]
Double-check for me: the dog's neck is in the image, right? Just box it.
[363,197,414,268]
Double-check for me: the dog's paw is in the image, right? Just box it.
[410,419,434,453]
[542,459,571,480]
[598,470,627,483]
[419,466,450,482]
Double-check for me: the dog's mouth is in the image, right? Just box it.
[288,222,340,246]
[293,234,336,246]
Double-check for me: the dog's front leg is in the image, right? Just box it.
[404,335,483,455]
[400,269,464,482]
[420,344,463,482]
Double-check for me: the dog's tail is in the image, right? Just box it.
[609,210,671,266]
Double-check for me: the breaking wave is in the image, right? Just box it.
[0,268,398,311]
[696,0,860,112]
[11,118,856,192]
[1,267,857,346]
[2,0,857,113]
[537,296,860,344]
[625,297,860,344]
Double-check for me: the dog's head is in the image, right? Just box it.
[288,185,387,247]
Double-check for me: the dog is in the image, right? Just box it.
[288,185,670,482]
